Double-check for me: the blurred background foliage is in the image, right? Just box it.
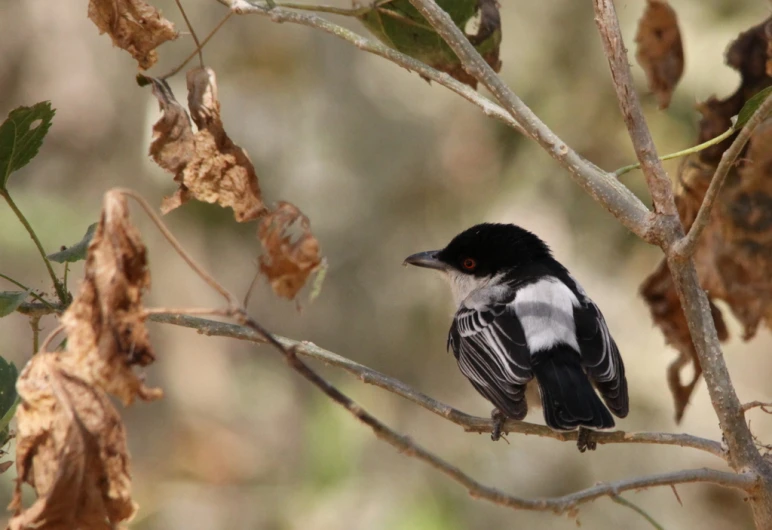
[1,0,771,528]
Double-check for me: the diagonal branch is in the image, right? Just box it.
[592,0,676,218]
[228,0,654,242]
[147,312,726,460]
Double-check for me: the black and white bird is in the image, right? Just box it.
[404,223,628,451]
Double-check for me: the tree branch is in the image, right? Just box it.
[146,312,726,460]
[228,0,655,243]
[674,91,772,258]
[226,0,526,137]
[588,6,772,523]
[592,0,676,219]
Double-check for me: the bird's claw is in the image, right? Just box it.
[491,409,506,441]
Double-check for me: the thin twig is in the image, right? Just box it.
[39,325,65,353]
[1,190,67,304]
[670,484,683,507]
[173,0,204,68]
[592,0,676,218]
[16,301,63,317]
[146,312,727,460]
[243,268,261,309]
[675,91,772,258]
[611,495,666,530]
[115,189,239,307]
[160,11,234,80]
[29,315,41,354]
[268,1,372,15]
[143,307,231,317]
[614,127,736,178]
[226,0,528,137]
[743,401,772,415]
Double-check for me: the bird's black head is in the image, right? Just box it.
[404,223,552,278]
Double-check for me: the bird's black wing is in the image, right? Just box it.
[564,276,629,418]
[447,303,532,420]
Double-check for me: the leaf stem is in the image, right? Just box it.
[0,190,67,304]
[611,495,665,530]
[0,273,57,311]
[29,314,41,354]
[614,127,736,178]
[160,12,233,80]
[174,0,205,68]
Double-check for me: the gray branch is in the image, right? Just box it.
[148,312,725,459]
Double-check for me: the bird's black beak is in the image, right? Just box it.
[403,250,446,271]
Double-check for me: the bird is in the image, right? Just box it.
[404,223,628,452]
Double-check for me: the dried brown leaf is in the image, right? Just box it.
[61,191,161,405]
[258,202,322,300]
[10,354,136,530]
[87,0,177,70]
[641,16,772,421]
[148,68,266,222]
[634,0,684,109]
[9,190,162,528]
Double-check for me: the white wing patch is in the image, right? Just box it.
[512,277,580,353]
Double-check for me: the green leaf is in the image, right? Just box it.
[357,0,501,88]
[0,357,20,448]
[0,101,56,190]
[47,223,97,263]
[736,86,772,129]
[0,290,29,317]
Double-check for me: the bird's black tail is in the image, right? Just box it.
[532,347,614,431]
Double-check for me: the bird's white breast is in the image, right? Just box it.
[512,277,580,353]
[446,271,507,309]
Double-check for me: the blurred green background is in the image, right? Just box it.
[1,0,771,528]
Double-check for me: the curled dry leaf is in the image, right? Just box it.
[61,191,161,405]
[87,0,177,70]
[641,16,772,422]
[258,202,322,300]
[10,354,135,530]
[634,0,684,109]
[147,68,266,222]
[10,190,159,528]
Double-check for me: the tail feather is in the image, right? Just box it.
[532,348,614,430]
[594,367,629,418]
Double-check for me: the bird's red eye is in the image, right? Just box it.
[462,258,477,270]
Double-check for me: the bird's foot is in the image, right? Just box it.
[491,409,507,442]
[576,427,597,453]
